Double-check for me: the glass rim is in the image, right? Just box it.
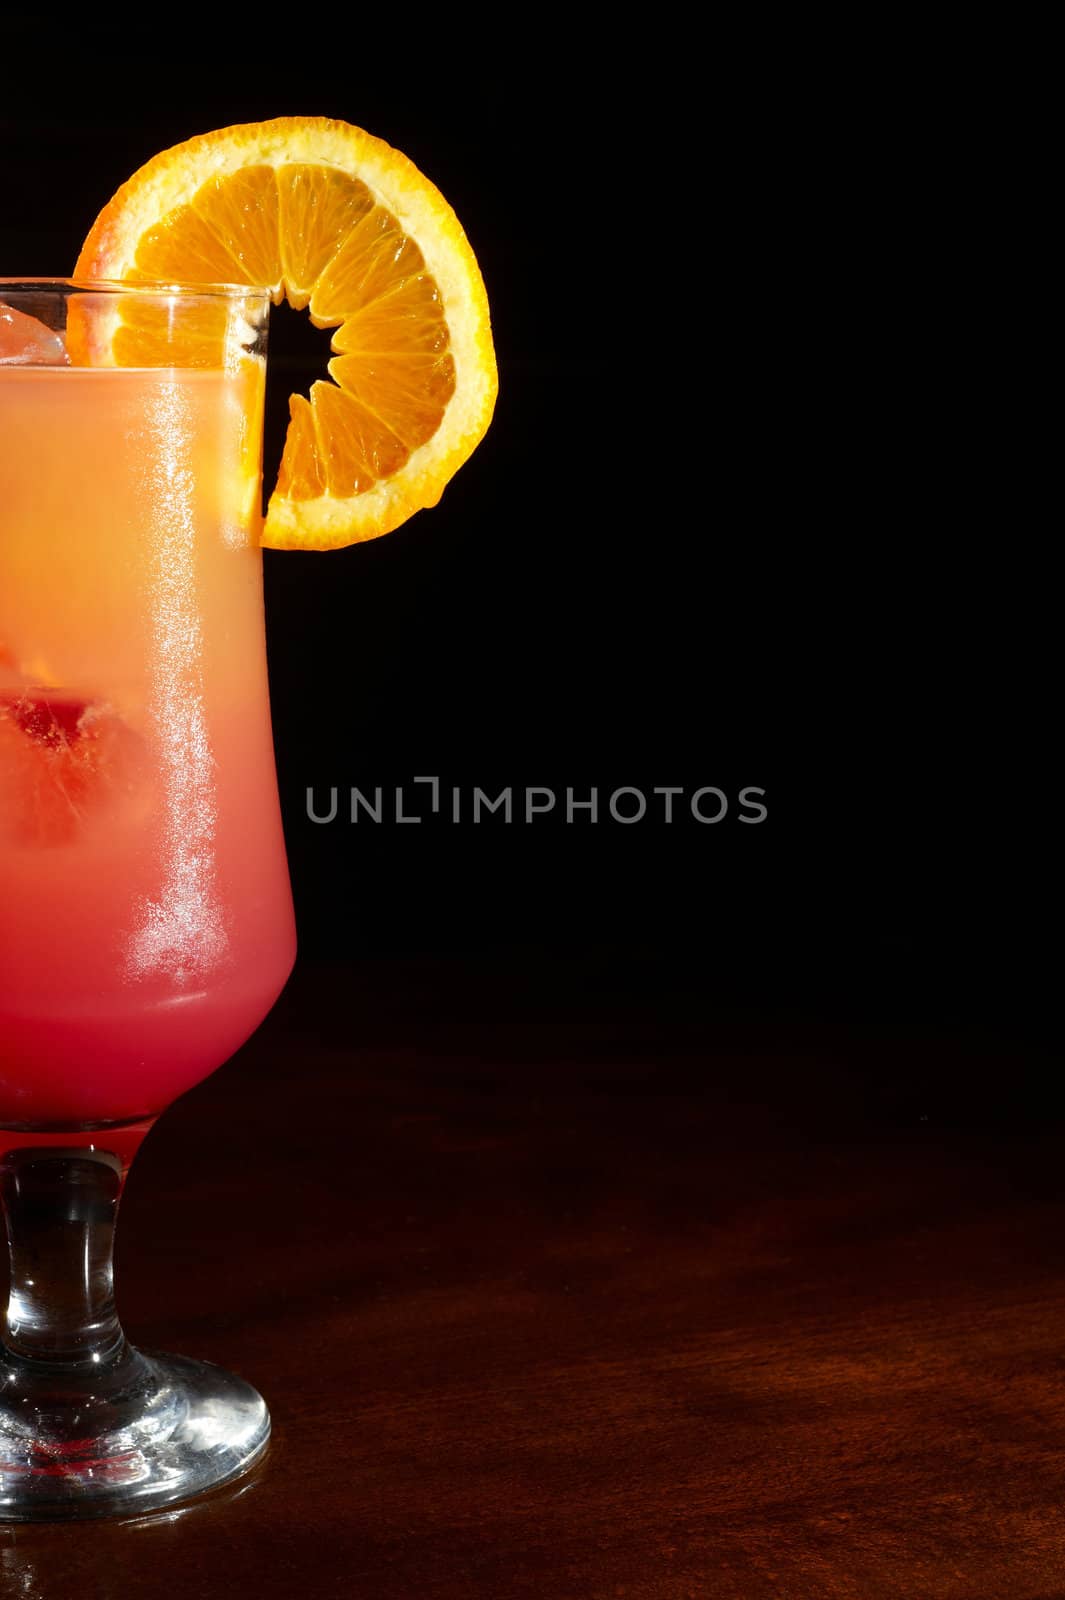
[0,276,270,301]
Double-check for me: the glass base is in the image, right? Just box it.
[0,1350,270,1522]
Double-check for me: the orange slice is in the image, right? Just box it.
[73,116,498,550]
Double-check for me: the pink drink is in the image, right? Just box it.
[0,353,295,1126]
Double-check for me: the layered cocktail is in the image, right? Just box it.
[0,296,295,1129]
[0,111,496,1522]
[0,281,292,1518]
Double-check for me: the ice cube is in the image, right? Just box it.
[0,303,69,365]
[0,691,146,845]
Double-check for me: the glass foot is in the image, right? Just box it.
[0,1350,270,1521]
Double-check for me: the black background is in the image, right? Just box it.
[0,31,1054,1081]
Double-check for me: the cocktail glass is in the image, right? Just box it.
[0,280,296,1519]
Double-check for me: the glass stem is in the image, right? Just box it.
[1,1145,131,1369]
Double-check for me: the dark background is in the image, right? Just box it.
[0,33,1054,1079]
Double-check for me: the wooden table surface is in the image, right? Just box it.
[2,947,1063,1599]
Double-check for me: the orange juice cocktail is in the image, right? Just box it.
[0,287,295,1128]
[0,280,289,1520]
